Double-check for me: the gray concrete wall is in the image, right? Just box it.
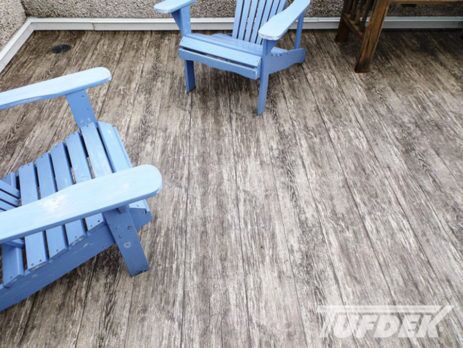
[22,0,462,18]
[0,0,26,49]
[0,0,460,51]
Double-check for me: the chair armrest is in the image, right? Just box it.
[0,67,111,110]
[258,0,311,41]
[154,0,196,14]
[0,165,162,243]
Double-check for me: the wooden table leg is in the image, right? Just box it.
[335,15,351,43]
[355,0,391,73]
[335,0,353,42]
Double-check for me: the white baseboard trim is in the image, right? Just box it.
[29,16,463,31]
[382,16,463,29]
[1,16,462,73]
[0,18,34,73]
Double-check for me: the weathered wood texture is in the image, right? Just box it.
[0,29,462,347]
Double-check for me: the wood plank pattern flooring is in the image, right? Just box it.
[0,30,462,347]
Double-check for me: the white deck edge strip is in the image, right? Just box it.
[0,18,34,73]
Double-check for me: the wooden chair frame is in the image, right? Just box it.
[155,0,312,114]
[0,68,162,311]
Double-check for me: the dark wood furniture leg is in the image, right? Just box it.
[335,16,351,42]
[336,0,462,72]
[355,0,391,72]
[335,0,353,42]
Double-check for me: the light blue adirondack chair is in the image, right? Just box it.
[154,0,312,114]
[0,68,162,312]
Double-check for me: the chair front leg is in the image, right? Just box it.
[335,0,353,42]
[172,7,195,92]
[104,207,149,276]
[258,39,277,115]
[258,73,269,115]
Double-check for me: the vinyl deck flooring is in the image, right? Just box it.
[0,30,462,347]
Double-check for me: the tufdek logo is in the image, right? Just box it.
[318,305,453,339]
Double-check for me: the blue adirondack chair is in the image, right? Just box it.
[0,68,162,312]
[154,0,311,114]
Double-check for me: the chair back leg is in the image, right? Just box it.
[257,40,276,115]
[184,60,196,92]
[104,208,149,276]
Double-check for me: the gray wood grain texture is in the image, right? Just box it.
[0,30,462,347]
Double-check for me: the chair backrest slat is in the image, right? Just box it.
[0,200,15,211]
[1,173,25,286]
[233,0,287,44]
[243,0,261,42]
[78,123,115,231]
[98,122,150,214]
[65,132,104,231]
[236,0,253,40]
[50,142,86,244]
[0,179,20,199]
[232,0,246,39]
[0,177,20,211]
[18,164,48,270]
[36,153,68,257]
[0,194,18,210]
[249,0,270,43]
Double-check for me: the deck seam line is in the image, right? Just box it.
[179,73,194,348]
[297,32,407,347]
[277,67,355,347]
[262,86,310,348]
[227,77,253,347]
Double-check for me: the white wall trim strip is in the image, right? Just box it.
[29,16,463,31]
[1,16,462,73]
[0,18,34,73]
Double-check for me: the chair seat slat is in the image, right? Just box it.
[191,33,282,55]
[18,164,48,270]
[209,34,286,55]
[179,48,259,79]
[180,36,262,68]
